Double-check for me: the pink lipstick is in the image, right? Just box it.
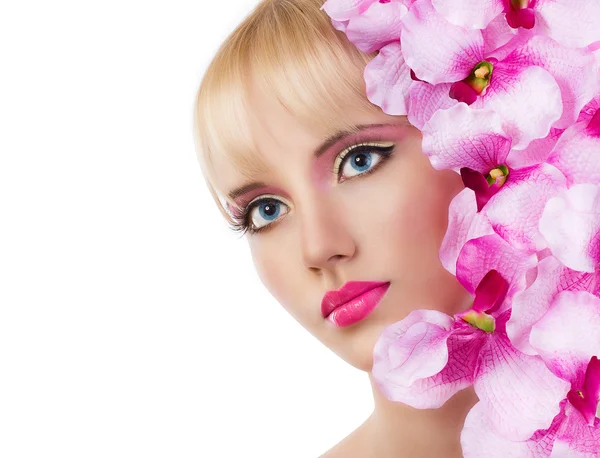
[321,281,390,327]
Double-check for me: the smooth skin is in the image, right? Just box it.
[210,82,478,457]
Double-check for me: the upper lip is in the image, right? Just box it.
[321,281,390,318]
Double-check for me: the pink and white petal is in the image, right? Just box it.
[547,121,600,186]
[372,309,484,408]
[577,95,600,124]
[482,14,521,55]
[530,290,600,383]
[535,0,600,49]
[474,334,570,441]
[507,256,597,356]
[461,401,561,458]
[421,103,512,173]
[508,127,564,170]
[539,183,600,273]
[374,327,485,408]
[407,81,456,129]
[331,18,349,32]
[440,188,495,275]
[401,0,485,84]
[485,163,567,252]
[346,1,407,53]
[482,65,562,150]
[550,403,600,458]
[501,36,600,129]
[364,42,412,115]
[431,0,505,30]
[320,0,377,21]
[456,233,538,302]
[373,309,455,380]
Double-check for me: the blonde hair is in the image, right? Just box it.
[193,0,381,228]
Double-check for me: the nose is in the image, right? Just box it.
[299,195,356,273]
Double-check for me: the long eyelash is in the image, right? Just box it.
[331,142,395,179]
[230,140,396,235]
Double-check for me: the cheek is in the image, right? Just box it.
[248,238,307,320]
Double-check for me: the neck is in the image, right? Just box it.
[365,374,478,457]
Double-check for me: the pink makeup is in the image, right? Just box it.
[321,281,390,327]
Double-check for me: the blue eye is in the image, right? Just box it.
[247,198,290,232]
[337,144,394,182]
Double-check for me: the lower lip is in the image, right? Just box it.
[326,283,390,327]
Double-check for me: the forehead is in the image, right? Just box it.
[210,81,398,202]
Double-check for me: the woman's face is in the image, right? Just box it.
[211,85,472,371]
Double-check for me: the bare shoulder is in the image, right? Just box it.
[318,417,375,458]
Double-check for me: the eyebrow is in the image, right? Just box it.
[227,123,394,201]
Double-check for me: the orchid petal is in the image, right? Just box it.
[547,121,600,187]
[461,401,562,458]
[364,42,412,115]
[550,403,600,458]
[474,333,570,441]
[346,1,407,53]
[485,163,567,252]
[536,0,600,49]
[501,36,600,129]
[577,96,600,124]
[320,0,377,21]
[507,256,597,356]
[407,81,455,130]
[372,310,484,408]
[530,290,600,383]
[430,0,504,30]
[421,103,512,173]
[482,14,521,55]
[480,65,562,150]
[401,0,484,84]
[456,233,538,303]
[539,183,600,273]
[440,188,495,275]
[508,127,564,170]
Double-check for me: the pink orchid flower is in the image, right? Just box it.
[320,0,412,39]
[462,290,600,457]
[421,104,566,273]
[372,234,569,441]
[430,0,600,49]
[402,0,599,146]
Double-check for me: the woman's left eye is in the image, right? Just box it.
[336,143,395,182]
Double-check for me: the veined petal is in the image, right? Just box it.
[500,36,600,129]
[440,188,495,275]
[407,81,456,129]
[456,233,538,303]
[550,403,600,458]
[320,0,377,21]
[481,65,562,150]
[577,96,600,124]
[539,183,600,273]
[346,1,407,53]
[485,163,567,252]
[372,309,484,408]
[461,401,562,458]
[547,121,600,186]
[536,0,600,49]
[482,14,521,55]
[431,0,505,30]
[421,103,512,173]
[508,127,564,170]
[530,290,600,384]
[474,333,570,441]
[364,42,412,115]
[401,0,485,84]
[507,256,597,356]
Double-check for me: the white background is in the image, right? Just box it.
[0,1,372,457]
